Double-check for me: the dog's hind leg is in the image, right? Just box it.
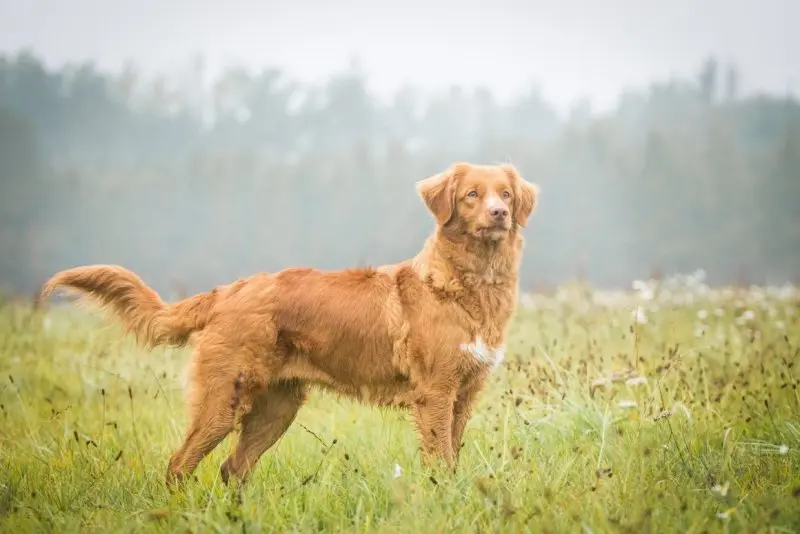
[220,379,308,485]
[165,344,266,487]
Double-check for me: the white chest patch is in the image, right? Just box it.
[460,336,506,369]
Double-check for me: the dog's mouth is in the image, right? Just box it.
[475,224,510,240]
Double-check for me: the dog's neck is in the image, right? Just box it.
[412,226,523,293]
[408,226,523,349]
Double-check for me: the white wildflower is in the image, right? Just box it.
[697,309,708,320]
[714,308,725,317]
[721,288,735,300]
[519,294,537,310]
[632,280,654,302]
[591,377,611,388]
[736,310,755,325]
[716,510,733,520]
[625,375,648,386]
[632,306,648,325]
[692,268,707,284]
[779,444,789,455]
[694,326,705,338]
[776,284,797,300]
[618,400,638,409]
[711,482,729,496]
[393,463,403,479]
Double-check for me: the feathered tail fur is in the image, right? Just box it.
[39,264,215,348]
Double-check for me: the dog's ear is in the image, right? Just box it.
[502,164,539,228]
[416,163,469,225]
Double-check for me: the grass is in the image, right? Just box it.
[1,277,799,533]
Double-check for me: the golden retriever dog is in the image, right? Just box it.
[39,162,539,487]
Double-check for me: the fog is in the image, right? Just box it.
[1,1,798,297]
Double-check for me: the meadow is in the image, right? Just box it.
[0,271,798,533]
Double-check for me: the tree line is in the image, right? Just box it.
[1,51,798,297]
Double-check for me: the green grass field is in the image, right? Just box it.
[1,276,799,533]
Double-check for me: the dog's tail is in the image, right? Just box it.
[39,264,216,349]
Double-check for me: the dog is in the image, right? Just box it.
[39,162,539,486]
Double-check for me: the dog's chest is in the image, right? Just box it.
[460,277,515,327]
[459,336,506,370]
[457,281,515,370]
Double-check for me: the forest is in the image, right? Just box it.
[1,51,798,296]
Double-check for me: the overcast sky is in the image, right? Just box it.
[0,0,797,113]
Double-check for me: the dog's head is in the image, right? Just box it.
[416,162,539,242]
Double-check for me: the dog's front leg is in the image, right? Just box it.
[451,370,489,464]
[412,387,456,469]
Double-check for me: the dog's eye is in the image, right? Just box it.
[502,191,511,199]
[467,191,478,198]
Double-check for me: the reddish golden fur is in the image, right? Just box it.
[39,162,540,486]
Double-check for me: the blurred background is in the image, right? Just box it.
[0,0,798,298]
